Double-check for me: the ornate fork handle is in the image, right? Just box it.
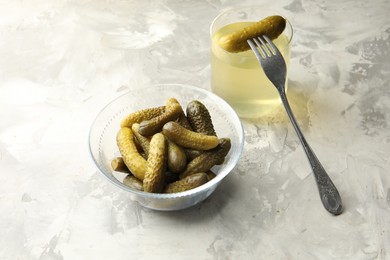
[279,90,343,215]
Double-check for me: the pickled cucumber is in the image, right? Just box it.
[164,173,209,193]
[143,133,166,193]
[111,157,130,173]
[218,15,286,53]
[167,140,187,174]
[186,100,216,136]
[133,134,146,157]
[206,170,217,181]
[120,106,165,128]
[184,148,203,161]
[117,127,147,181]
[123,174,144,191]
[180,138,231,179]
[132,123,151,158]
[139,98,182,136]
[162,121,219,151]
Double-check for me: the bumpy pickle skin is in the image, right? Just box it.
[138,98,182,136]
[218,15,286,53]
[167,140,187,174]
[180,138,231,179]
[123,174,144,191]
[116,127,147,181]
[143,133,166,193]
[111,157,130,173]
[132,123,151,158]
[164,173,209,193]
[186,100,216,136]
[162,121,219,150]
[120,106,165,128]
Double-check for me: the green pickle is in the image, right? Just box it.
[167,140,187,174]
[164,173,209,193]
[139,98,182,136]
[186,100,217,136]
[143,133,166,193]
[180,138,231,179]
[218,15,286,53]
[123,174,144,191]
[162,121,219,151]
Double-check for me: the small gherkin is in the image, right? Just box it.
[143,133,166,193]
[162,121,219,151]
[123,174,144,191]
[164,173,209,193]
[116,127,147,181]
[180,138,231,179]
[111,157,130,173]
[139,98,182,136]
[186,100,217,136]
[120,106,165,128]
[218,15,286,53]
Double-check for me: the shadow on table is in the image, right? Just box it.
[148,173,238,223]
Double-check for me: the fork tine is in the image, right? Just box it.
[247,39,261,60]
[253,38,265,56]
[263,35,277,55]
[247,39,258,54]
[249,38,266,59]
[255,37,272,57]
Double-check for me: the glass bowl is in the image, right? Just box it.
[88,84,244,211]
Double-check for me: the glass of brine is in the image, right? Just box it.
[210,6,293,118]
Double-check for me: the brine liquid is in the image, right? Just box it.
[211,22,291,118]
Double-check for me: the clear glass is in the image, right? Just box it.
[210,6,293,118]
[89,84,244,211]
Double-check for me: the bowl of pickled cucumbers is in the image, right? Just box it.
[89,84,244,211]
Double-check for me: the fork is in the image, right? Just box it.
[247,36,343,215]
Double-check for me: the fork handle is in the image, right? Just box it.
[278,90,343,215]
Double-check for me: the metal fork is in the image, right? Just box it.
[247,36,343,215]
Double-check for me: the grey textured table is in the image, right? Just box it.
[1,0,389,259]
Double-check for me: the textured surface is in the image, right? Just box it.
[1,0,390,259]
